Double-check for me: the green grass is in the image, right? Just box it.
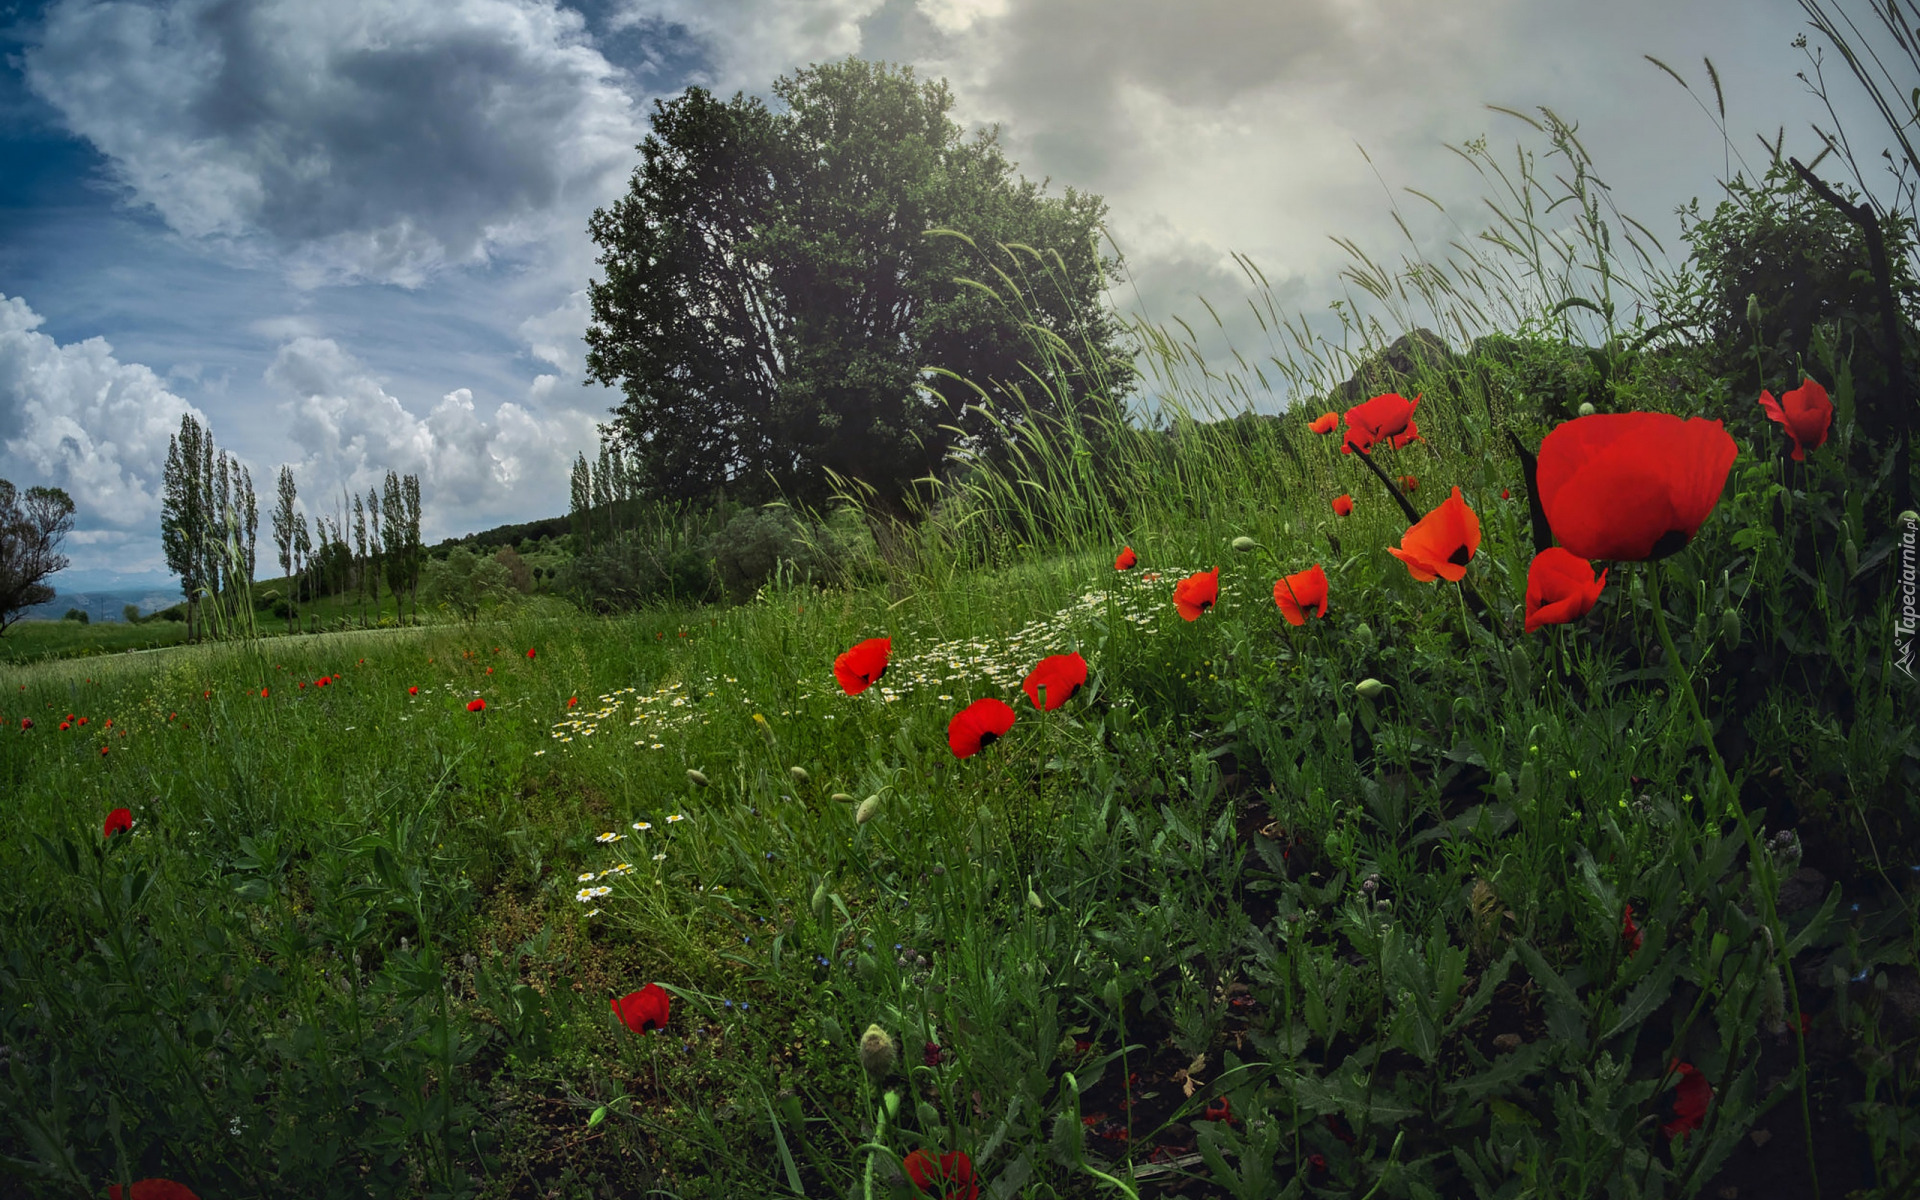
[0,617,190,663]
[3,63,1919,1200]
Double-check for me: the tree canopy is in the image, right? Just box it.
[0,479,75,634]
[584,56,1139,514]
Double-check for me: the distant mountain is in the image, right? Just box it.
[17,588,181,624]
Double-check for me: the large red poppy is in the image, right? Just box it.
[108,1182,201,1200]
[1022,653,1088,711]
[103,807,132,839]
[1536,413,1738,561]
[904,1148,978,1200]
[1331,494,1353,517]
[834,637,892,696]
[1757,378,1833,461]
[948,698,1015,758]
[1662,1061,1711,1141]
[1387,487,1481,582]
[1308,411,1339,434]
[1173,567,1220,621]
[1114,546,1137,571]
[467,698,486,713]
[1342,392,1421,455]
[612,983,671,1034]
[1272,565,1330,626]
[1525,548,1607,632]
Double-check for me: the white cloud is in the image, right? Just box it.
[0,292,206,544]
[266,336,596,539]
[24,0,646,287]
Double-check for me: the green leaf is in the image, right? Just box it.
[1601,947,1680,1040]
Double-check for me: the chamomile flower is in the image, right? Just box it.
[577,872,597,883]
[596,831,625,844]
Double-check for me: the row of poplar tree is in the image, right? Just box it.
[160,414,425,640]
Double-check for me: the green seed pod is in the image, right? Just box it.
[1231,536,1257,553]
[789,766,810,786]
[811,881,829,921]
[687,769,709,788]
[1577,402,1597,417]
[1693,610,1712,647]
[1720,608,1741,649]
[858,1024,896,1079]
[1354,678,1387,700]
[1333,712,1352,743]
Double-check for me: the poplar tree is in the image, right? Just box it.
[272,466,298,633]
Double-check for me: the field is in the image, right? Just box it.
[1,618,191,664]
[3,99,1919,1200]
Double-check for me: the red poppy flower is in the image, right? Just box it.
[1525,548,1607,632]
[99,746,109,756]
[1536,413,1738,561]
[103,807,132,838]
[1022,653,1088,711]
[1341,392,1421,455]
[18,718,29,730]
[485,667,493,675]
[1114,546,1137,571]
[1758,377,1833,461]
[1662,1061,1711,1141]
[1308,1153,1329,1176]
[1308,411,1339,434]
[1203,1095,1235,1125]
[108,1181,201,1200]
[298,682,307,690]
[924,1041,943,1067]
[316,677,329,688]
[903,1148,977,1200]
[1387,487,1481,582]
[78,717,88,726]
[1621,904,1643,955]
[1332,494,1353,517]
[833,637,892,696]
[59,722,70,732]
[260,687,269,698]
[526,647,537,659]
[409,686,419,695]
[612,983,671,1034]
[1501,488,1511,500]
[202,690,210,699]
[467,698,486,713]
[1399,475,1419,492]
[1173,567,1220,621]
[1273,564,1330,626]
[948,698,1016,758]
[568,696,578,708]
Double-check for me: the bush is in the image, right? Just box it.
[62,608,88,625]
[708,506,879,602]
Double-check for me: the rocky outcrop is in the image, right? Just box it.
[1320,328,1461,409]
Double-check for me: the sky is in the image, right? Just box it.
[0,0,1907,592]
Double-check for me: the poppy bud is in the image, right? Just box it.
[1333,711,1351,743]
[1231,536,1258,553]
[1902,511,1919,528]
[1745,292,1762,326]
[789,766,810,786]
[855,795,881,824]
[830,792,854,803]
[1352,622,1374,650]
[1693,610,1712,646]
[1721,608,1741,649]
[1027,887,1044,910]
[882,1089,900,1121]
[811,881,829,920]
[1844,536,1858,578]
[687,769,709,788]
[859,1024,896,1079]
[1493,771,1515,802]
[1577,402,1596,417]
[1517,762,1537,803]
[1353,678,1387,700]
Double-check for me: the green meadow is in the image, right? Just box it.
[4,84,1919,1200]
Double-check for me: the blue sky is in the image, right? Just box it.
[0,0,1904,592]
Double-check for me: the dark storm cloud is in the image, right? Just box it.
[21,0,645,285]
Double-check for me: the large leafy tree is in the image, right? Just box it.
[584,56,1138,513]
[0,480,75,634]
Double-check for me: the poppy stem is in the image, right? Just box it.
[1645,562,1822,1200]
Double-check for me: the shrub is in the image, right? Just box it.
[61,608,88,624]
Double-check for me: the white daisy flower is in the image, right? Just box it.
[596,832,625,844]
